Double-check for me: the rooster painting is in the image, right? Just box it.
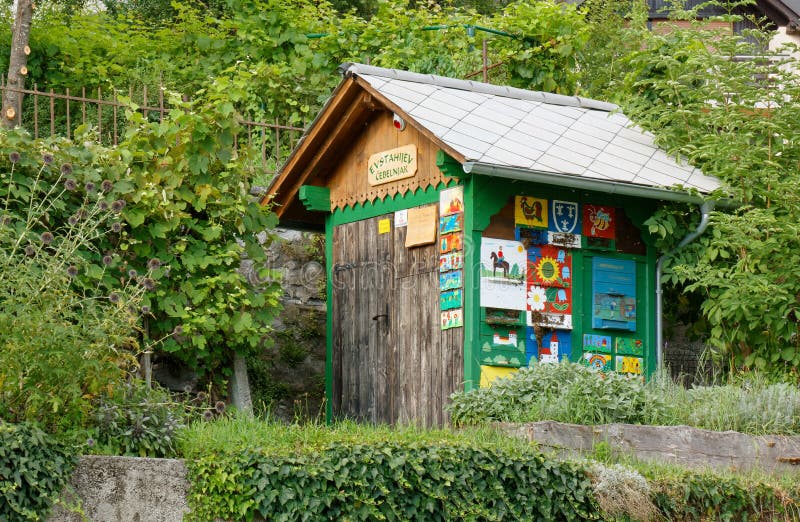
[520,197,543,222]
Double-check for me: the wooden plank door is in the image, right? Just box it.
[331,215,393,423]
[331,205,463,426]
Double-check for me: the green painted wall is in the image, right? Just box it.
[463,173,659,389]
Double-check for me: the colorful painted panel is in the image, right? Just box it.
[440,232,463,253]
[616,355,643,375]
[439,213,463,234]
[583,352,613,372]
[583,334,613,353]
[440,289,463,311]
[526,328,571,364]
[441,308,464,330]
[583,205,616,239]
[528,246,572,288]
[440,186,464,216]
[516,226,548,249]
[515,196,548,228]
[479,365,519,388]
[480,238,527,311]
[549,200,581,234]
[615,338,644,356]
[547,231,581,249]
[593,294,637,331]
[440,270,462,291]
[527,311,573,330]
[439,252,463,272]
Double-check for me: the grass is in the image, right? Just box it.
[177,412,533,459]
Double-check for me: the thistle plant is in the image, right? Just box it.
[0,130,157,432]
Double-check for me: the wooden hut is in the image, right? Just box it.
[263,63,719,426]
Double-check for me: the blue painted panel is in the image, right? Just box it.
[592,257,636,331]
[548,200,581,234]
[525,327,571,364]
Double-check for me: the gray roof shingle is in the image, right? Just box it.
[341,63,720,194]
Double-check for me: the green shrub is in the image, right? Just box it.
[0,131,150,433]
[448,362,671,427]
[185,441,599,521]
[0,421,77,521]
[91,380,186,458]
[685,381,800,435]
[648,468,800,521]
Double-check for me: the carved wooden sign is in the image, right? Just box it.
[367,144,417,186]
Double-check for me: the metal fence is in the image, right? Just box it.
[0,78,306,175]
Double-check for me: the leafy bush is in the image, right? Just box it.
[0,421,77,521]
[91,380,186,458]
[648,468,800,521]
[182,418,600,521]
[0,132,149,432]
[685,380,800,436]
[448,362,671,427]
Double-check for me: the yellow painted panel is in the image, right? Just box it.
[479,365,519,388]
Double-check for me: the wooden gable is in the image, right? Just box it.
[262,75,464,230]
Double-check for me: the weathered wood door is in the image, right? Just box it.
[331,206,462,426]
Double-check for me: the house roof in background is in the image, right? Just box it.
[342,63,720,194]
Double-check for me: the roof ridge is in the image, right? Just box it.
[338,62,618,112]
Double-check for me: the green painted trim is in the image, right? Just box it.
[463,179,480,392]
[436,150,469,179]
[299,185,331,212]
[331,184,454,226]
[324,213,334,423]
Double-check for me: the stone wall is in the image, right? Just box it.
[47,456,189,522]
[241,228,327,422]
[500,421,800,475]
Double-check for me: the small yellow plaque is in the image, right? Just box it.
[367,144,417,186]
[378,218,391,234]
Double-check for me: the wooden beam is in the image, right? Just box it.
[262,78,363,214]
[299,185,331,212]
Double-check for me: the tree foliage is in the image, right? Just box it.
[620,9,800,373]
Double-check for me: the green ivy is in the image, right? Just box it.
[185,441,600,521]
[0,422,77,521]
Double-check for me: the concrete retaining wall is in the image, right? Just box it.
[47,456,188,522]
[499,421,800,474]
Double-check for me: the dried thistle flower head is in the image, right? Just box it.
[60,163,73,175]
[111,222,122,233]
[172,324,184,335]
[128,268,138,279]
[67,265,79,278]
[102,254,113,266]
[111,200,126,213]
[142,277,156,291]
[9,152,20,163]
[98,200,110,211]
[147,258,161,270]
[85,182,96,193]
[101,179,114,193]
[41,231,54,245]
[108,292,120,304]
[141,305,151,314]
[42,153,54,165]
[64,179,77,191]
[24,245,35,256]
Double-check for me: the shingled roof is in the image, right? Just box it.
[265,63,720,230]
[341,63,719,193]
